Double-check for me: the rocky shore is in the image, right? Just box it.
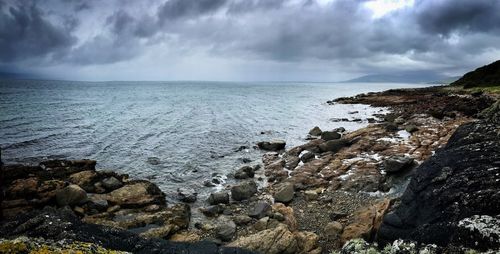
[1,84,499,253]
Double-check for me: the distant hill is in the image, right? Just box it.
[344,70,451,84]
[0,71,42,80]
[451,60,500,88]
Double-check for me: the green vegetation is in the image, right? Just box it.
[451,60,500,88]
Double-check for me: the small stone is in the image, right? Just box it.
[318,139,348,153]
[101,177,123,190]
[272,212,285,221]
[384,155,414,173]
[200,205,224,217]
[248,201,271,219]
[257,140,286,151]
[304,190,318,201]
[405,125,419,133]
[394,116,405,125]
[216,217,236,241]
[207,191,230,205]
[309,126,322,136]
[254,216,270,231]
[203,180,216,187]
[321,131,341,141]
[273,182,295,203]
[73,206,85,216]
[177,187,197,203]
[234,166,255,179]
[300,152,315,163]
[233,215,253,225]
[324,221,344,238]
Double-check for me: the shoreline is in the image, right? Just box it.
[1,85,499,253]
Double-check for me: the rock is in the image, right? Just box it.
[309,126,322,136]
[69,170,98,192]
[383,122,399,132]
[233,215,252,225]
[227,225,298,254]
[273,182,295,203]
[294,231,321,253]
[479,99,500,123]
[203,180,216,187]
[87,195,109,212]
[56,184,88,207]
[216,217,236,241]
[101,176,123,191]
[324,221,343,238]
[284,156,300,169]
[239,158,252,163]
[248,201,271,219]
[394,116,405,124]
[234,166,255,179]
[272,203,298,231]
[404,124,419,133]
[169,231,201,242]
[257,140,286,151]
[207,191,230,205]
[300,152,315,163]
[231,181,258,201]
[6,177,39,199]
[106,182,165,208]
[254,216,269,231]
[304,190,318,201]
[334,127,346,133]
[329,212,348,221]
[318,139,348,153]
[378,120,500,250]
[177,187,197,203]
[341,199,391,243]
[383,155,414,173]
[321,131,341,141]
[200,205,223,217]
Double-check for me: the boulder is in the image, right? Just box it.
[231,181,258,201]
[234,166,255,179]
[404,125,418,133]
[321,131,341,141]
[257,140,286,151]
[324,221,344,239]
[341,199,391,244]
[6,177,39,199]
[304,190,318,201]
[383,156,414,173]
[233,215,252,225]
[200,205,223,217]
[101,176,123,191]
[227,225,298,254]
[106,182,165,208]
[272,203,298,231]
[207,191,230,205]
[177,187,197,203]
[378,121,500,250]
[284,156,300,169]
[308,126,322,136]
[318,139,348,153]
[69,170,98,192]
[216,217,236,241]
[273,182,295,203]
[300,152,315,163]
[248,201,271,219]
[56,184,88,207]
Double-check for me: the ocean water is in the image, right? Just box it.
[0,80,428,204]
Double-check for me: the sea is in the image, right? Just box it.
[0,80,429,206]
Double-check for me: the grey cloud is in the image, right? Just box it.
[0,1,76,62]
[158,0,227,22]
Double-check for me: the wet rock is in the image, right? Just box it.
[207,191,230,205]
[309,126,322,136]
[324,221,343,239]
[200,205,224,217]
[227,225,298,254]
[378,120,500,250]
[233,215,252,225]
[334,127,346,133]
[284,156,300,169]
[234,166,255,179]
[300,151,315,163]
[383,155,414,173]
[231,181,258,201]
[321,131,341,141]
[86,194,109,212]
[6,177,39,199]
[203,180,216,187]
[257,140,286,151]
[248,201,271,219]
[216,217,236,241]
[273,182,295,203]
[394,116,405,125]
[383,122,399,132]
[238,158,252,163]
[101,176,123,191]
[56,184,87,207]
[177,187,197,203]
[318,139,348,153]
[404,124,419,133]
[106,182,165,208]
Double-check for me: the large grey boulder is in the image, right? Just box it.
[231,181,258,201]
[207,191,230,205]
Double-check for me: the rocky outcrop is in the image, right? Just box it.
[257,140,286,151]
[378,119,500,250]
[451,59,500,88]
[0,207,253,254]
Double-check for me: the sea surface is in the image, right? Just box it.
[0,80,429,203]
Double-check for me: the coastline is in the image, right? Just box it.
[1,85,499,253]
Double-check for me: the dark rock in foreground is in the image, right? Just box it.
[0,207,253,254]
[257,140,286,151]
[378,119,500,250]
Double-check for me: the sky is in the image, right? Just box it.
[1,0,500,81]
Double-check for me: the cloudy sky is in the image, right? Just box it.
[1,0,500,81]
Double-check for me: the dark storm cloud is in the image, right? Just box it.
[0,1,76,62]
[1,0,500,79]
[414,0,500,35]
